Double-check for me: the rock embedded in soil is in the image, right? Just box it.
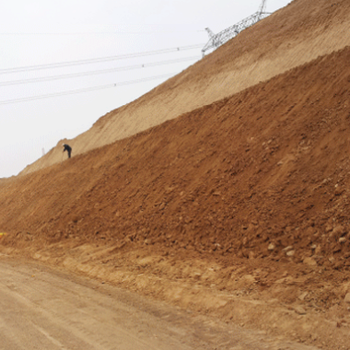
[268,243,275,251]
[303,257,317,266]
[294,305,307,315]
[344,293,350,304]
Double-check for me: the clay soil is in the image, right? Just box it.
[2,42,350,348]
[3,1,350,349]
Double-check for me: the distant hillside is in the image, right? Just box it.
[20,0,350,175]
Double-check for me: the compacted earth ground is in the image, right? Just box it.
[0,255,322,350]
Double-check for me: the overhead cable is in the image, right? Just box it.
[0,44,204,75]
[0,73,175,106]
[0,29,206,35]
[0,56,200,86]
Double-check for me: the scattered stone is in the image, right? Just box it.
[335,186,344,196]
[315,246,322,255]
[249,251,256,259]
[283,246,294,252]
[275,276,294,284]
[333,244,342,253]
[286,250,295,257]
[303,257,317,266]
[165,187,174,194]
[333,225,346,236]
[246,223,256,232]
[268,243,275,251]
[325,224,333,232]
[298,292,308,301]
[294,305,306,315]
[305,226,315,235]
[242,275,256,284]
[311,334,318,341]
[344,293,350,304]
[339,237,347,243]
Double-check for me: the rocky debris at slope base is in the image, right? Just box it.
[1,241,350,350]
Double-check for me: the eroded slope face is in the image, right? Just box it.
[2,45,350,265]
[2,38,350,350]
[20,0,350,175]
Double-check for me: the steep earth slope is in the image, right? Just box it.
[2,44,350,348]
[20,0,350,175]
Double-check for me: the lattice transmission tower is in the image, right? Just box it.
[202,0,270,56]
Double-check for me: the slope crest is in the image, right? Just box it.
[20,0,350,175]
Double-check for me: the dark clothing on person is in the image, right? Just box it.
[63,144,72,158]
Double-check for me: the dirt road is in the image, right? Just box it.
[0,256,319,350]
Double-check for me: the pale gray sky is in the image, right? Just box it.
[0,0,290,178]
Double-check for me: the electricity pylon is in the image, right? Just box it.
[258,0,267,16]
[202,0,270,56]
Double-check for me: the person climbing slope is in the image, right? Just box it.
[63,144,72,159]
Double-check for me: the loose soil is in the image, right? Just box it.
[2,1,350,349]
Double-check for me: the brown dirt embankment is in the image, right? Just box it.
[20,0,350,175]
[2,45,350,348]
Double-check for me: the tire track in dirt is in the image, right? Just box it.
[0,258,319,350]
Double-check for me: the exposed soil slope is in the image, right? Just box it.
[2,44,350,348]
[20,0,350,175]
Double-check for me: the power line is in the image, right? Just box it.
[0,29,205,35]
[0,44,204,75]
[0,56,200,87]
[0,73,176,106]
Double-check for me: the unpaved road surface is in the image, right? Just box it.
[0,257,318,350]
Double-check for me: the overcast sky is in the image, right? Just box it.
[0,0,291,178]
